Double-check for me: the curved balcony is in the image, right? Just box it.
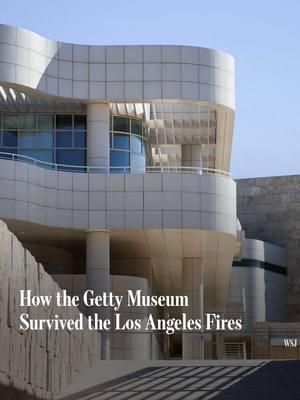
[0,152,232,177]
[0,152,237,311]
[0,151,236,236]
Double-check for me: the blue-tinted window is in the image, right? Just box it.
[20,149,53,163]
[56,115,72,130]
[56,131,72,147]
[114,133,129,150]
[74,131,86,148]
[131,154,146,172]
[130,135,142,153]
[3,131,18,147]
[74,115,86,130]
[56,149,86,165]
[37,131,53,148]
[0,148,18,156]
[3,115,18,129]
[110,150,129,166]
[113,116,130,133]
[19,115,35,130]
[19,131,36,148]
[131,119,142,135]
[38,115,54,130]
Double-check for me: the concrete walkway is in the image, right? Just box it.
[57,360,300,400]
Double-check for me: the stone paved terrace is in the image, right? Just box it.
[57,360,300,400]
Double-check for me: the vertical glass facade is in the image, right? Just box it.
[0,113,149,172]
[109,115,148,172]
[0,113,87,166]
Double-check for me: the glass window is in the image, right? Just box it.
[74,131,86,148]
[114,133,129,150]
[131,153,146,167]
[142,139,147,155]
[3,115,18,129]
[56,149,86,165]
[130,135,142,153]
[131,119,142,135]
[56,115,73,130]
[113,116,130,133]
[110,150,129,167]
[110,132,112,148]
[20,149,53,163]
[38,114,54,130]
[19,114,36,130]
[3,131,18,147]
[37,131,53,148]
[19,131,36,148]
[0,148,18,156]
[74,115,86,130]
[56,131,72,147]
[131,154,146,172]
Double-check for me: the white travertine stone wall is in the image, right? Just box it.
[227,239,288,329]
[111,258,153,287]
[182,258,204,359]
[52,274,151,360]
[110,275,151,360]
[252,322,300,359]
[24,243,83,274]
[86,230,110,360]
[0,24,235,109]
[0,159,237,236]
[0,220,101,399]
[237,176,300,322]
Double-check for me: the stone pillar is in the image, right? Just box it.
[87,103,110,168]
[182,258,204,359]
[181,145,202,169]
[86,230,110,359]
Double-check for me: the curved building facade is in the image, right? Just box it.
[0,24,249,360]
[228,239,288,330]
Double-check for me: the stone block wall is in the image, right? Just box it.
[237,175,300,321]
[253,322,300,359]
[0,220,101,399]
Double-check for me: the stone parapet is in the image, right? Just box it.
[0,220,101,399]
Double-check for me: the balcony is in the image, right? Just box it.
[0,152,232,177]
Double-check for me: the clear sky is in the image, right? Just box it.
[1,0,299,178]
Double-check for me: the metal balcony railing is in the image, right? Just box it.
[224,342,247,360]
[0,152,232,177]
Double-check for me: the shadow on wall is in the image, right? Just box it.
[57,361,300,400]
[0,382,49,400]
[264,271,288,323]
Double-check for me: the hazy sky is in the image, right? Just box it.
[1,0,299,178]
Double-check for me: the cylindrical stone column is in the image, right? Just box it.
[86,230,110,359]
[182,257,204,359]
[87,103,110,168]
[181,145,202,170]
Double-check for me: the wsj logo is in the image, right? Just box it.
[284,339,298,347]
